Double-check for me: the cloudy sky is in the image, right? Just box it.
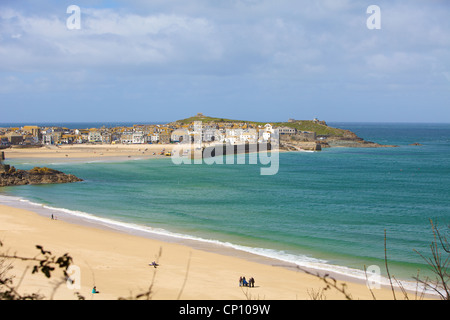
[1,0,449,123]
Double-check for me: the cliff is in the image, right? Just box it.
[0,166,83,187]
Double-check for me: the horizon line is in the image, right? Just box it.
[1,120,450,126]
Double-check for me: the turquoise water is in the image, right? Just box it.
[1,123,449,287]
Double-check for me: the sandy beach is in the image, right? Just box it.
[2,143,286,162]
[3,144,175,160]
[0,202,419,301]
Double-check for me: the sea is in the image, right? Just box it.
[1,122,449,295]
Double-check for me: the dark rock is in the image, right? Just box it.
[0,166,83,187]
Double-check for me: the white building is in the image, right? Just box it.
[260,124,274,142]
[202,129,216,142]
[132,132,146,144]
[42,133,54,145]
[150,133,159,143]
[171,129,190,143]
[240,129,258,143]
[88,131,102,143]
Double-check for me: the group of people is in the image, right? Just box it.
[239,276,255,287]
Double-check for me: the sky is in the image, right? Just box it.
[0,0,449,123]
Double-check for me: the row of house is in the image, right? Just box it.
[1,117,313,147]
[171,125,273,144]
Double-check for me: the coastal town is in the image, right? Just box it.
[0,113,321,150]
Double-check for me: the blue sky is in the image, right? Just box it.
[0,0,449,123]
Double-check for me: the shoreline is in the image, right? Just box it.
[0,195,437,300]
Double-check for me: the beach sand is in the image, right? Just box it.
[2,143,285,162]
[0,204,413,300]
[3,144,175,160]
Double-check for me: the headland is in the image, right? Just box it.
[0,115,397,161]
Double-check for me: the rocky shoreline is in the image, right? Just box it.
[279,133,398,151]
[0,166,83,187]
[322,139,398,149]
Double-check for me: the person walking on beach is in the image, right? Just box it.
[249,277,255,288]
[239,276,243,287]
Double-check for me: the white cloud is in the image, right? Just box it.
[0,1,449,100]
[0,8,222,73]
